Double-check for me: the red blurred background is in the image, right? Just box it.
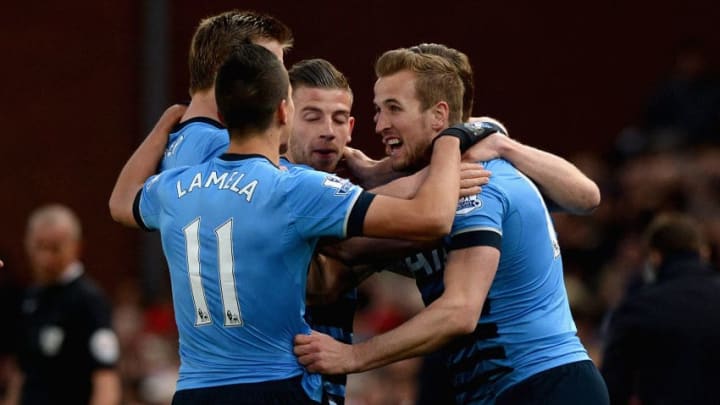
[1,0,718,293]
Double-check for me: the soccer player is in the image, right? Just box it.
[316,43,601,405]
[284,58,358,405]
[343,43,600,215]
[108,44,481,404]
[283,57,471,405]
[294,48,610,405]
[159,9,293,172]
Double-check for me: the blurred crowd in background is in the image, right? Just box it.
[1,37,719,405]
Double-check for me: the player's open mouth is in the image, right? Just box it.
[385,137,402,156]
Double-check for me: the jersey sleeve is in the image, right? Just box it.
[283,171,371,239]
[133,172,167,231]
[448,181,506,251]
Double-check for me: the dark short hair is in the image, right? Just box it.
[289,58,352,98]
[645,212,705,256]
[215,43,289,135]
[188,10,293,94]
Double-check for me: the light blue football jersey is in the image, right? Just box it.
[402,158,589,404]
[159,117,229,172]
[135,153,372,401]
[280,157,357,403]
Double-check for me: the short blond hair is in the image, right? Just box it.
[375,48,464,125]
[409,43,474,121]
[188,10,293,94]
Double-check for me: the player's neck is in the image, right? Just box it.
[282,152,298,165]
[227,131,281,166]
[182,89,220,122]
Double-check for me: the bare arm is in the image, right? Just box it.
[306,254,359,306]
[306,138,470,300]
[341,147,407,190]
[321,236,438,266]
[308,147,490,297]
[342,146,489,196]
[321,161,488,264]
[308,238,438,303]
[295,245,499,373]
[464,123,600,214]
[370,162,488,199]
[89,369,121,405]
[306,253,410,305]
[309,135,490,299]
[108,104,186,227]
[359,136,462,240]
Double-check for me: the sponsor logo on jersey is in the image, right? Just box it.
[149,173,162,185]
[404,248,447,276]
[164,135,184,158]
[456,195,482,215]
[322,175,353,196]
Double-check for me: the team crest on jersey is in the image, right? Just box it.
[39,326,64,356]
[322,175,353,195]
[456,195,482,215]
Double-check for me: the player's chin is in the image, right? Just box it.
[312,159,337,173]
[390,156,411,172]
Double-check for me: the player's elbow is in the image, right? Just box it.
[108,196,122,223]
[412,223,451,241]
[586,184,602,213]
[419,211,453,239]
[453,306,483,335]
[108,195,135,227]
[440,302,483,336]
[575,183,602,215]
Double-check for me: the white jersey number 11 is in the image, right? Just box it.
[183,218,243,327]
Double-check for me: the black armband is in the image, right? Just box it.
[433,121,507,153]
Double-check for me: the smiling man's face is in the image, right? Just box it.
[373,69,436,172]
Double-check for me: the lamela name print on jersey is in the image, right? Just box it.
[176,170,258,200]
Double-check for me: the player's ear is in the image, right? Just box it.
[277,99,289,125]
[277,84,294,126]
[430,101,449,131]
[347,116,355,143]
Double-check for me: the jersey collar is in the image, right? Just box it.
[172,116,225,133]
[219,153,278,168]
